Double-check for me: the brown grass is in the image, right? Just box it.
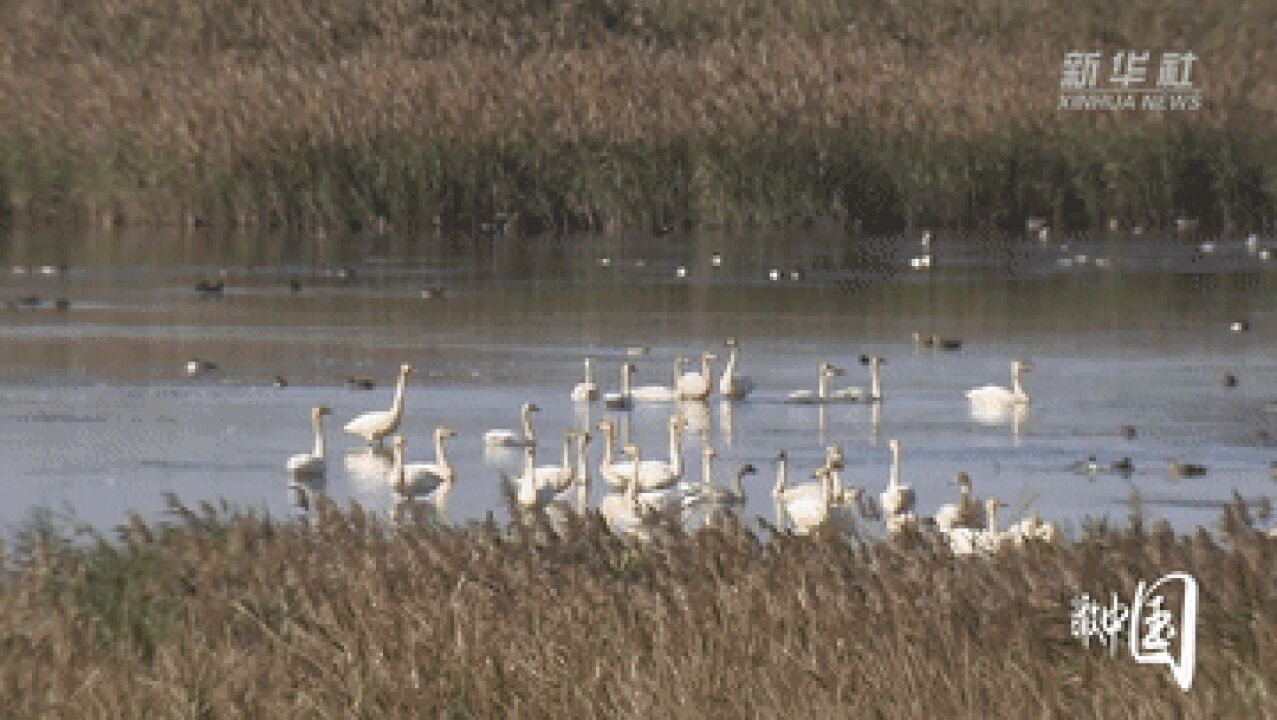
[1,497,1274,717]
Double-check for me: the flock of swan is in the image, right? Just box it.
[285,341,1059,555]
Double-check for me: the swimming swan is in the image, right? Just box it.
[772,450,833,532]
[831,356,883,402]
[676,352,717,401]
[878,438,914,518]
[786,362,844,404]
[632,357,684,402]
[967,360,1032,409]
[719,338,756,400]
[510,433,578,508]
[571,358,599,402]
[287,406,332,477]
[603,362,636,410]
[344,363,413,446]
[485,402,539,447]
[933,472,984,532]
[391,429,456,496]
[600,414,686,490]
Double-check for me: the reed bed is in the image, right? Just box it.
[1,497,1274,717]
[0,0,1274,232]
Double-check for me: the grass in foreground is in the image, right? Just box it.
[1,497,1274,717]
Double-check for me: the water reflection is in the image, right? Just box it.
[345,447,395,487]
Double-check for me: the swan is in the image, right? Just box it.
[934,472,984,532]
[603,362,636,410]
[1004,512,1061,546]
[632,357,684,402]
[286,406,332,477]
[571,358,599,402]
[510,434,578,508]
[772,450,832,531]
[391,429,456,496]
[685,446,757,508]
[344,363,413,446]
[946,497,1010,556]
[484,402,539,447]
[786,362,844,404]
[831,356,882,402]
[600,414,686,490]
[718,338,756,400]
[878,439,914,519]
[621,443,683,514]
[966,360,1032,410]
[598,446,657,540]
[676,352,717,401]
[185,359,218,377]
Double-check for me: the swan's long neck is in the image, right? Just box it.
[1012,368,1025,398]
[889,445,901,490]
[724,347,738,378]
[521,448,535,481]
[311,413,326,459]
[731,470,745,497]
[987,504,1000,534]
[626,450,641,504]
[390,370,408,419]
[773,456,788,494]
[600,425,616,465]
[561,435,573,475]
[622,365,633,395]
[820,471,833,507]
[521,407,536,444]
[584,359,594,384]
[830,468,844,501]
[576,439,590,486]
[673,358,685,385]
[701,452,714,489]
[669,423,683,476]
[701,355,714,378]
[392,444,405,490]
[871,360,882,401]
[818,368,830,399]
[434,433,450,471]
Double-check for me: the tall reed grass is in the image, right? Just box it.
[2,497,1274,716]
[0,0,1273,232]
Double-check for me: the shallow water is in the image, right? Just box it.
[2,226,1276,537]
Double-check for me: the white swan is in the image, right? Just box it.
[676,351,717,401]
[602,362,635,410]
[684,444,757,508]
[511,433,577,508]
[621,443,683,514]
[632,357,684,402]
[934,472,984,532]
[598,446,656,540]
[967,360,1032,410]
[344,363,413,446]
[718,338,755,400]
[286,406,332,478]
[571,358,599,402]
[600,414,686,490]
[772,450,833,533]
[786,362,844,404]
[831,356,882,402]
[391,429,456,496]
[878,439,914,519]
[1004,512,1061,546]
[947,497,1009,556]
[485,402,539,447]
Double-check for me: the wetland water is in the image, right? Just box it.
[2,228,1276,536]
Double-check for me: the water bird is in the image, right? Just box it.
[1230,321,1249,333]
[420,287,445,300]
[1170,460,1207,478]
[289,278,302,293]
[676,265,688,278]
[788,268,804,281]
[1121,425,1138,439]
[571,358,599,402]
[600,415,686,490]
[509,435,577,508]
[946,497,1009,556]
[597,257,612,268]
[920,230,932,247]
[711,252,723,268]
[343,363,413,447]
[772,450,833,533]
[934,472,985,532]
[626,346,649,357]
[194,280,224,297]
[1070,454,1100,475]
[273,376,288,388]
[676,351,717,401]
[967,360,1032,410]
[602,362,636,410]
[831,355,882,402]
[632,357,684,402]
[392,429,456,495]
[346,376,375,390]
[1111,457,1134,474]
[17,296,41,307]
[909,254,933,270]
[1247,234,1260,252]
[185,359,218,376]
[287,406,332,478]
[684,445,757,508]
[786,361,844,403]
[879,439,914,518]
[1224,373,1238,388]
[485,402,539,448]
[768,268,781,281]
[38,264,66,276]
[1261,250,1273,261]
[718,338,755,400]
[54,298,70,311]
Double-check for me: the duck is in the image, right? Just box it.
[1170,460,1207,478]
[1231,320,1250,334]
[1121,425,1138,439]
[343,363,413,447]
[718,338,756,400]
[879,439,915,518]
[600,415,686,490]
[185,359,218,377]
[1111,457,1134,474]
[194,279,224,297]
[967,360,1032,409]
[632,357,684,402]
[1069,454,1100,475]
[603,362,636,410]
[676,351,717,401]
[1224,373,1238,388]
[273,375,289,388]
[484,402,539,447]
[392,428,456,496]
[346,376,375,391]
[831,355,882,402]
[786,362,844,404]
[286,406,332,478]
[570,359,599,402]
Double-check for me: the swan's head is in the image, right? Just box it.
[1013,360,1034,374]
[596,419,614,433]
[702,352,718,362]
[871,356,884,368]
[725,337,738,348]
[436,427,456,440]
[703,445,716,459]
[774,450,788,464]
[823,363,845,377]
[312,406,332,418]
[985,496,1006,515]
[952,471,972,488]
[523,402,541,414]
[889,438,901,453]
[399,363,414,377]
[623,443,639,459]
[578,432,591,447]
[738,463,757,478]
